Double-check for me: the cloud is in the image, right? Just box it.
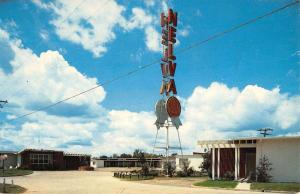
[0,27,107,153]
[1,27,299,155]
[33,0,161,56]
[98,82,300,153]
[144,0,155,7]
[33,0,125,57]
[39,30,49,41]
[145,26,161,52]
[0,28,105,109]
[121,7,153,30]
[178,27,190,37]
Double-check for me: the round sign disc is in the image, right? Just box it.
[166,96,181,117]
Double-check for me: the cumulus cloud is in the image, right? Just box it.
[99,83,300,153]
[0,28,105,109]
[145,26,161,52]
[121,7,153,30]
[32,0,161,56]
[1,27,299,155]
[0,27,107,153]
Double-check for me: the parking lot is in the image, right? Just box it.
[1,170,279,194]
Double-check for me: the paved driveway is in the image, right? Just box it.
[4,171,274,194]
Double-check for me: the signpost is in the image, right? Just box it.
[154,8,183,176]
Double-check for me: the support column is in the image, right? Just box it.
[212,148,215,180]
[235,147,238,180]
[237,147,240,178]
[217,148,220,179]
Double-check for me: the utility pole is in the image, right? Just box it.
[0,100,7,109]
[257,128,273,137]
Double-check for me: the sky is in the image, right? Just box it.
[0,0,299,156]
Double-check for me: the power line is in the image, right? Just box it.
[3,0,300,123]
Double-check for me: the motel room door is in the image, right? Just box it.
[245,152,256,178]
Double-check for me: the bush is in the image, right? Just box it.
[256,155,272,182]
[163,162,176,177]
[148,170,159,177]
[200,152,212,178]
[141,163,149,176]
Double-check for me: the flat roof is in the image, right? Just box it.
[198,136,300,147]
[175,154,204,159]
[64,153,91,157]
[92,157,162,161]
[19,149,64,154]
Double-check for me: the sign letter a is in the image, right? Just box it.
[167,79,177,94]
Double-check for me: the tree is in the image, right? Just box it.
[163,161,176,177]
[200,152,212,177]
[120,153,132,158]
[181,160,194,176]
[256,155,272,182]
[133,149,149,176]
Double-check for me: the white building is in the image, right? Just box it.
[175,154,204,171]
[198,136,300,183]
[91,157,162,168]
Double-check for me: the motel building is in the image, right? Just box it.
[91,157,162,168]
[198,136,300,183]
[18,149,91,170]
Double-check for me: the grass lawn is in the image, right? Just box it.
[0,169,33,177]
[193,180,238,189]
[251,182,300,192]
[0,183,26,193]
[115,175,154,181]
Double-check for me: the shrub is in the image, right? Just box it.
[200,152,212,178]
[256,155,272,182]
[223,171,234,180]
[163,161,176,177]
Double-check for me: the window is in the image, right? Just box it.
[30,153,52,165]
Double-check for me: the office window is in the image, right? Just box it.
[30,154,52,165]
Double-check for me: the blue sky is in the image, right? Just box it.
[0,0,299,155]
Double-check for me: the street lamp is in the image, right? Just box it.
[0,154,8,175]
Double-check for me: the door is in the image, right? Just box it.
[245,152,256,177]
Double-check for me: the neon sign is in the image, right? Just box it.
[155,9,181,129]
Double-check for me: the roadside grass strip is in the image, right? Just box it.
[0,183,26,193]
[193,180,238,189]
[251,182,300,192]
[0,169,33,177]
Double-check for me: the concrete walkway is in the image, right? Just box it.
[235,182,251,191]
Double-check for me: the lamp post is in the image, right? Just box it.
[0,154,8,175]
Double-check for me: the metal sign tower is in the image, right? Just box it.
[153,8,183,174]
